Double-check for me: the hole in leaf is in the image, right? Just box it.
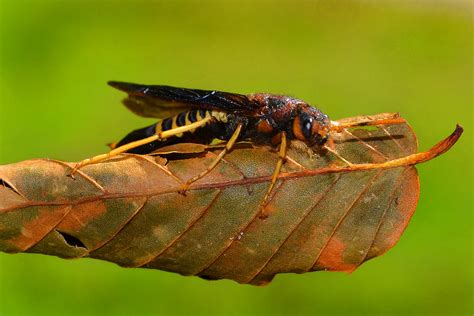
[199,274,219,281]
[0,178,21,196]
[56,230,87,249]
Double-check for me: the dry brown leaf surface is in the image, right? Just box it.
[0,114,462,285]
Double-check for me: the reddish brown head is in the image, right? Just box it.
[292,105,330,145]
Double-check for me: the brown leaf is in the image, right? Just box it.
[0,114,462,285]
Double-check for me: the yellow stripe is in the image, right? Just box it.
[185,111,191,125]
[154,110,215,138]
[197,110,209,120]
[159,116,212,138]
[155,121,163,134]
[211,111,228,123]
[171,115,178,130]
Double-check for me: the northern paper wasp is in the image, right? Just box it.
[73,82,405,207]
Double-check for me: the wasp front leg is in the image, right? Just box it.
[260,131,287,213]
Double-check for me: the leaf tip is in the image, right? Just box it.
[446,124,463,148]
[425,124,463,160]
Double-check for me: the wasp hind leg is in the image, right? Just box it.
[70,117,212,175]
[70,134,161,176]
[260,131,287,216]
[179,123,243,194]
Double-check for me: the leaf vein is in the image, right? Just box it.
[23,205,74,252]
[379,126,410,155]
[195,182,286,276]
[310,170,382,271]
[132,154,183,185]
[137,189,223,267]
[87,197,148,255]
[247,174,342,284]
[49,159,106,193]
[357,167,408,266]
[343,130,389,161]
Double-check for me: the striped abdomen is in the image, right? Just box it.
[156,109,228,136]
[114,109,229,154]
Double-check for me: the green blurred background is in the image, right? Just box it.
[0,0,472,315]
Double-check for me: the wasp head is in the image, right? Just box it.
[292,106,330,146]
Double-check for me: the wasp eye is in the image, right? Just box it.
[301,117,313,140]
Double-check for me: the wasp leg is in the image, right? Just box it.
[71,117,212,174]
[71,134,160,174]
[260,131,287,213]
[179,123,243,193]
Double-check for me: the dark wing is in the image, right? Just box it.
[108,81,263,119]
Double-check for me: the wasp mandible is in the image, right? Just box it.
[73,82,404,207]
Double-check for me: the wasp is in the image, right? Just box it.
[73,82,404,207]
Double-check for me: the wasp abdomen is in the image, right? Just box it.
[115,109,229,154]
[155,110,227,134]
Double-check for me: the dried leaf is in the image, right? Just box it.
[0,114,462,285]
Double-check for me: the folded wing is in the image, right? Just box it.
[108,81,262,118]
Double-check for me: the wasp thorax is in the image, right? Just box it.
[292,107,330,145]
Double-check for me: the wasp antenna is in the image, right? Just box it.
[330,116,406,132]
